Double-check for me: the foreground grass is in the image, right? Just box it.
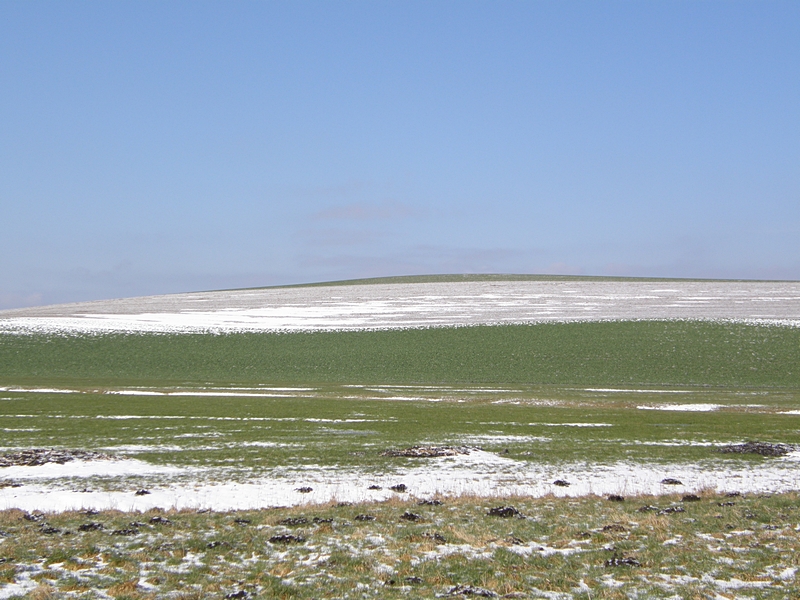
[0,492,798,599]
[2,321,800,389]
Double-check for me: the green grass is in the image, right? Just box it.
[1,492,798,599]
[1,387,799,473]
[2,321,800,389]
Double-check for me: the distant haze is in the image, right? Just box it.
[2,1,799,309]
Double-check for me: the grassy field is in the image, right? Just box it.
[1,386,799,474]
[1,320,799,486]
[1,492,798,599]
[2,321,800,389]
[2,318,799,597]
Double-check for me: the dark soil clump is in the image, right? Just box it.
[381,446,475,458]
[0,448,113,468]
[269,534,305,544]
[487,506,522,518]
[719,441,794,457]
[448,584,498,597]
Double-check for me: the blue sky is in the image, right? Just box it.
[2,1,799,308]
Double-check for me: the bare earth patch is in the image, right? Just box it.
[0,448,113,468]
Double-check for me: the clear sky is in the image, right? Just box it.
[2,1,799,308]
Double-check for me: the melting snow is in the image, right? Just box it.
[2,280,799,334]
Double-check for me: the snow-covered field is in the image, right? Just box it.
[4,449,800,512]
[2,278,799,513]
[2,279,799,333]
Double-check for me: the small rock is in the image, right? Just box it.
[682,494,701,502]
[725,491,742,497]
[233,518,252,525]
[418,499,443,506]
[487,506,522,518]
[405,576,423,585]
[602,524,626,532]
[83,509,99,516]
[111,529,137,536]
[658,506,685,515]
[279,517,308,527]
[718,501,736,507]
[389,484,407,493]
[149,516,172,525]
[448,584,498,597]
[661,478,682,485]
[354,514,376,522]
[367,485,382,490]
[269,534,306,544]
[605,554,641,567]
[607,494,624,502]
[400,512,421,522]
[23,512,45,522]
[553,479,570,487]
[296,486,313,493]
[78,522,104,532]
[134,489,151,496]
[206,540,231,549]
[224,591,249,599]
[312,517,333,524]
[423,532,447,543]
[40,526,61,535]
